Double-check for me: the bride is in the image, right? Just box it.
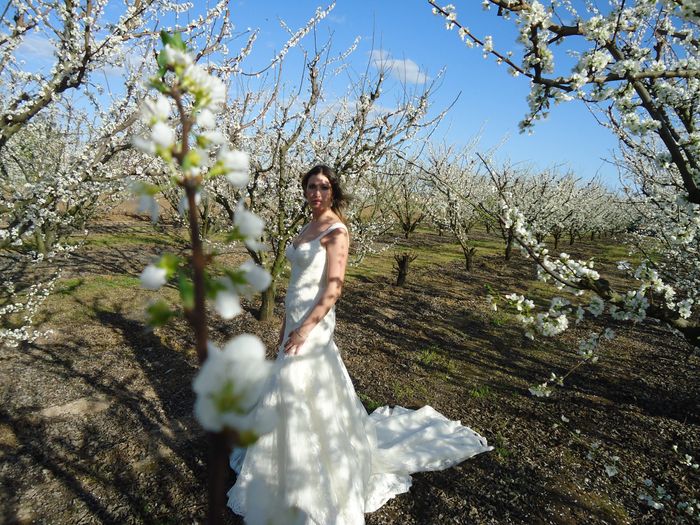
[227,165,492,524]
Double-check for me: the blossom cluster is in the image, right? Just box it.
[134,34,275,440]
[496,196,693,396]
[193,335,275,438]
[132,33,249,206]
[422,143,491,270]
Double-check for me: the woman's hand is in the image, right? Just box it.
[284,328,308,356]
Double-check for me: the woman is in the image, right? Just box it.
[228,165,492,524]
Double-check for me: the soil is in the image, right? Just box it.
[1,212,698,525]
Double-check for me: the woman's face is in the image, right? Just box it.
[305,173,333,212]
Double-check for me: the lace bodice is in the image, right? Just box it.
[282,222,347,353]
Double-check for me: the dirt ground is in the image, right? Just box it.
[1,213,698,525]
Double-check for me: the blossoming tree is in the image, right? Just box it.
[428,1,700,393]
[421,143,491,271]
[203,34,448,320]
[0,0,233,349]
[131,31,299,524]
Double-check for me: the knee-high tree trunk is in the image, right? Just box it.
[259,282,277,321]
[463,246,476,271]
[504,229,514,261]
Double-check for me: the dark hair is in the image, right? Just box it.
[301,164,349,224]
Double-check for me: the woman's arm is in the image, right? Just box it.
[284,228,349,355]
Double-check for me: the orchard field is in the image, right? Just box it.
[2,1,700,524]
[1,205,698,525]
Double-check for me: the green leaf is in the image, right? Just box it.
[160,30,187,52]
[205,275,227,300]
[178,272,195,310]
[146,300,176,327]
[159,30,172,47]
[170,31,187,51]
[226,227,246,243]
[157,50,168,71]
[181,148,202,172]
[207,160,226,178]
[157,253,181,278]
[224,269,247,286]
[149,77,170,93]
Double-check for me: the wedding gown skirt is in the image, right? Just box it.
[228,223,492,524]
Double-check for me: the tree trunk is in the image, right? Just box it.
[464,246,476,272]
[258,281,277,321]
[396,258,408,286]
[394,253,416,286]
[553,233,560,250]
[505,230,514,261]
[34,231,46,255]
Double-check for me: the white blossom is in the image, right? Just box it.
[196,109,217,129]
[162,44,193,68]
[193,335,274,433]
[219,149,250,187]
[214,286,242,319]
[240,260,272,293]
[140,96,171,124]
[528,382,552,397]
[235,206,265,241]
[140,264,167,290]
[151,121,176,149]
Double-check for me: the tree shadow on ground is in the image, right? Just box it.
[0,293,245,524]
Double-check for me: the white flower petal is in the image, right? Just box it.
[192,334,273,433]
[235,208,265,239]
[140,264,167,290]
[196,108,217,129]
[240,261,271,292]
[214,289,242,319]
[151,121,176,148]
[226,170,249,187]
[132,136,156,155]
[220,149,250,187]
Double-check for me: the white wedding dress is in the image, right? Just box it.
[227,223,492,524]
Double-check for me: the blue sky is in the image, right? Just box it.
[226,1,621,186]
[13,0,621,186]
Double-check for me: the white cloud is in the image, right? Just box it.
[16,33,55,60]
[369,49,429,85]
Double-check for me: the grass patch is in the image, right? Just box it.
[401,242,462,265]
[358,392,382,412]
[469,385,493,399]
[418,347,440,366]
[54,274,141,296]
[417,345,458,377]
[45,274,154,323]
[491,434,512,462]
[490,313,510,327]
[84,232,177,248]
[392,380,429,404]
[347,251,395,281]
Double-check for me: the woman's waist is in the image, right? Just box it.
[284,288,322,309]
